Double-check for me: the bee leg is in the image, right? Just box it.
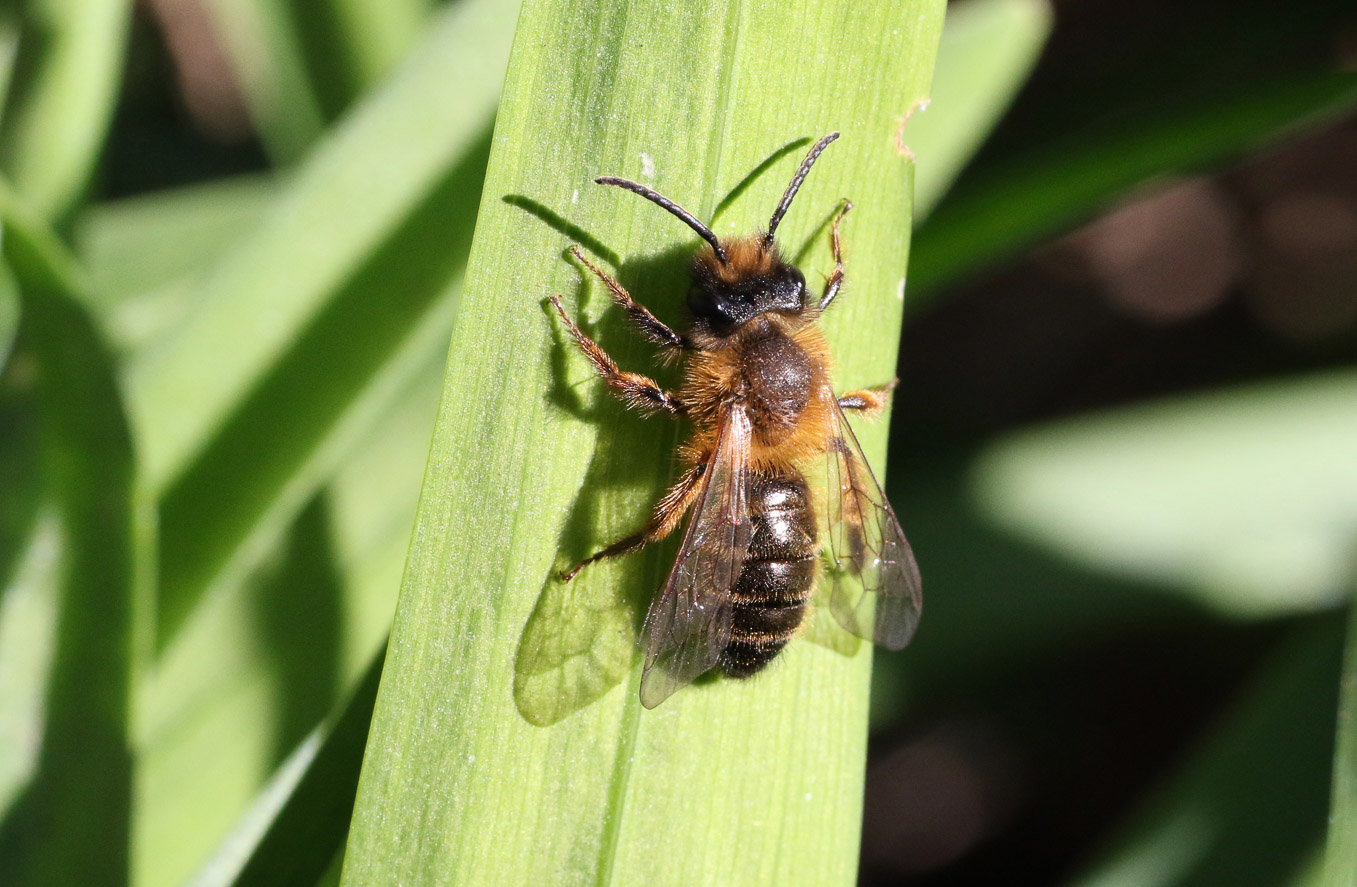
[561,463,706,581]
[549,295,686,417]
[818,199,853,312]
[837,378,898,419]
[569,246,690,352]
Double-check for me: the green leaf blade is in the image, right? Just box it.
[343,0,943,883]
[909,0,1052,219]
[971,371,1357,617]
[0,183,143,887]
[1324,602,1357,887]
[0,0,132,220]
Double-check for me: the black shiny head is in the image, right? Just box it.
[688,256,808,335]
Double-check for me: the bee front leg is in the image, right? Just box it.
[549,296,686,417]
[837,379,898,419]
[569,246,690,354]
[561,462,706,581]
[818,199,853,312]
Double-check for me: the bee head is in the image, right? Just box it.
[593,132,839,338]
[688,246,808,334]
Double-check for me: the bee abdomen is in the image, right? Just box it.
[720,472,818,678]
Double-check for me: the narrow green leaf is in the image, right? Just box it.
[128,0,510,496]
[972,371,1357,617]
[911,70,1357,300]
[135,361,441,887]
[128,0,516,648]
[1067,618,1343,887]
[0,253,17,368]
[0,515,58,822]
[321,0,435,97]
[0,0,132,220]
[203,0,436,161]
[0,15,20,119]
[77,175,275,307]
[343,0,943,883]
[190,643,383,887]
[0,182,143,886]
[75,176,275,358]
[202,0,328,162]
[909,0,1051,219]
[1324,601,1357,887]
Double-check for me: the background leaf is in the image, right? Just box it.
[129,0,514,649]
[971,371,1357,616]
[0,183,143,886]
[1066,618,1342,887]
[0,0,132,220]
[1324,602,1357,887]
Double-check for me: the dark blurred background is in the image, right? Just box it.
[863,0,1357,884]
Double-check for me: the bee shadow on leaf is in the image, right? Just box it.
[508,224,696,724]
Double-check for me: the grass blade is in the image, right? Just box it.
[205,0,435,160]
[0,182,143,886]
[0,255,16,368]
[972,371,1357,617]
[184,644,383,887]
[342,0,943,883]
[135,365,441,887]
[1324,601,1357,887]
[75,176,275,357]
[0,0,132,220]
[130,0,516,648]
[202,0,328,162]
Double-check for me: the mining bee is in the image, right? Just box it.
[549,132,921,708]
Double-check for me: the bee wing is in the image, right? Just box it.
[822,396,922,650]
[639,404,754,709]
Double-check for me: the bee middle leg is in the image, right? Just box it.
[818,199,853,312]
[549,296,686,416]
[561,463,706,581]
[837,379,898,419]
[569,246,689,352]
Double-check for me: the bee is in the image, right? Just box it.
[549,132,921,708]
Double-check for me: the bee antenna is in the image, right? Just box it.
[765,131,840,246]
[594,176,728,264]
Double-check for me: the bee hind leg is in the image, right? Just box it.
[837,379,898,419]
[549,296,686,417]
[560,462,706,581]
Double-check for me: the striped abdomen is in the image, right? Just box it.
[719,470,818,677]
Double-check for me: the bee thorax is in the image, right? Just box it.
[741,333,814,442]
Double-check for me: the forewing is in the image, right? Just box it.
[639,405,754,708]
[822,397,922,650]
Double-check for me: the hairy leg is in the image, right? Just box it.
[570,246,688,352]
[561,463,706,581]
[818,199,853,312]
[837,379,898,419]
[549,295,685,416]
